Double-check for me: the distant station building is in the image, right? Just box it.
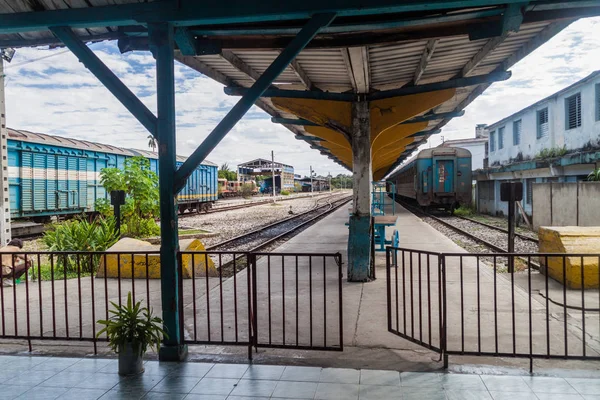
[474,70,600,216]
[438,124,489,170]
[297,176,330,192]
[237,158,295,190]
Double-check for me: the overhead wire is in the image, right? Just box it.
[5,49,71,69]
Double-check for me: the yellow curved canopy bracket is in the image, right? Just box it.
[373,166,393,182]
[369,88,455,144]
[371,122,426,153]
[305,126,351,149]
[272,97,352,132]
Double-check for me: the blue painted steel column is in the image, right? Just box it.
[148,22,187,361]
[173,12,336,193]
[348,101,373,282]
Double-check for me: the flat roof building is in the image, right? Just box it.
[474,71,600,216]
[237,158,295,189]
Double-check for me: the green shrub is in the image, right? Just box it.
[42,217,119,274]
[454,205,476,217]
[536,145,568,160]
[240,183,255,198]
[98,157,159,238]
[280,190,290,196]
[588,168,600,182]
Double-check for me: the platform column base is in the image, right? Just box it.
[347,215,372,282]
[158,344,188,362]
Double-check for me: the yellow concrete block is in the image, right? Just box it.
[97,238,217,279]
[539,227,600,289]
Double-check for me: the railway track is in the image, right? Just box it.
[179,191,338,217]
[397,200,538,254]
[207,194,351,253]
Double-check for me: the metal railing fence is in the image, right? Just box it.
[387,247,600,371]
[0,250,343,358]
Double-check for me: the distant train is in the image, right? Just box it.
[8,129,219,221]
[389,147,472,212]
[217,179,259,198]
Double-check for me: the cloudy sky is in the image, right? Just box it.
[4,16,600,177]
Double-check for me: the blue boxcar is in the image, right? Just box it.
[7,129,218,220]
[390,147,472,211]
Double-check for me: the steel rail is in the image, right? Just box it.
[207,195,351,252]
[456,215,539,243]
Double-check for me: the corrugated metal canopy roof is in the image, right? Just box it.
[0,0,598,178]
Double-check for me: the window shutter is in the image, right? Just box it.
[498,127,504,149]
[513,120,521,145]
[490,131,495,152]
[537,108,548,139]
[565,93,581,130]
[596,84,600,121]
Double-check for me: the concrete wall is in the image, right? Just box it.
[533,182,600,231]
[488,75,600,166]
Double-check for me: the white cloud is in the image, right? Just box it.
[4,17,600,178]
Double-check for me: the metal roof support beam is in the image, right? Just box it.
[147,22,186,362]
[174,27,199,56]
[173,12,336,193]
[288,57,317,90]
[401,110,465,124]
[272,117,320,126]
[50,26,158,136]
[225,71,511,101]
[412,39,438,85]
[220,50,263,81]
[345,47,370,93]
[0,0,550,35]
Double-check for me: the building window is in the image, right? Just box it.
[565,92,582,130]
[596,84,600,121]
[490,130,496,152]
[498,126,504,149]
[526,178,534,205]
[537,108,549,139]
[513,120,521,146]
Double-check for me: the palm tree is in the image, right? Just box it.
[220,163,230,172]
[147,135,157,152]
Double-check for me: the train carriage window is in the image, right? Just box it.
[513,120,521,146]
[565,93,582,130]
[537,108,549,138]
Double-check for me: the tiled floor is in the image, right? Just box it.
[0,355,599,399]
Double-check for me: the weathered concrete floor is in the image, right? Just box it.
[0,202,599,373]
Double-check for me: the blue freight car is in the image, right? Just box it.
[7,129,218,221]
[390,147,472,212]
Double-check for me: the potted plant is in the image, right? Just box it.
[97,292,167,376]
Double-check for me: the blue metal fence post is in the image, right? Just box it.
[148,22,187,361]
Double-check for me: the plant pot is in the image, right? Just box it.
[118,342,145,376]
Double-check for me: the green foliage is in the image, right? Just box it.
[97,292,167,355]
[95,198,113,217]
[218,163,237,181]
[240,183,255,198]
[280,190,290,196]
[42,217,119,273]
[588,168,600,182]
[331,174,353,189]
[453,205,476,217]
[535,145,568,160]
[98,157,159,238]
[294,182,302,192]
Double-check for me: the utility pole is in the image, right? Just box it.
[328,172,331,192]
[310,166,314,197]
[271,150,276,203]
[0,50,14,246]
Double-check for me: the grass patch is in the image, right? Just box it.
[453,205,476,217]
[180,229,209,235]
[30,264,93,281]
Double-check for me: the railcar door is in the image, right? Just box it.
[434,159,454,193]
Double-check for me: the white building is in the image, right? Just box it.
[475,71,600,216]
[439,124,489,170]
[487,70,600,166]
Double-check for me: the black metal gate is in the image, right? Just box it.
[387,247,600,370]
[181,251,343,357]
[386,248,443,353]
